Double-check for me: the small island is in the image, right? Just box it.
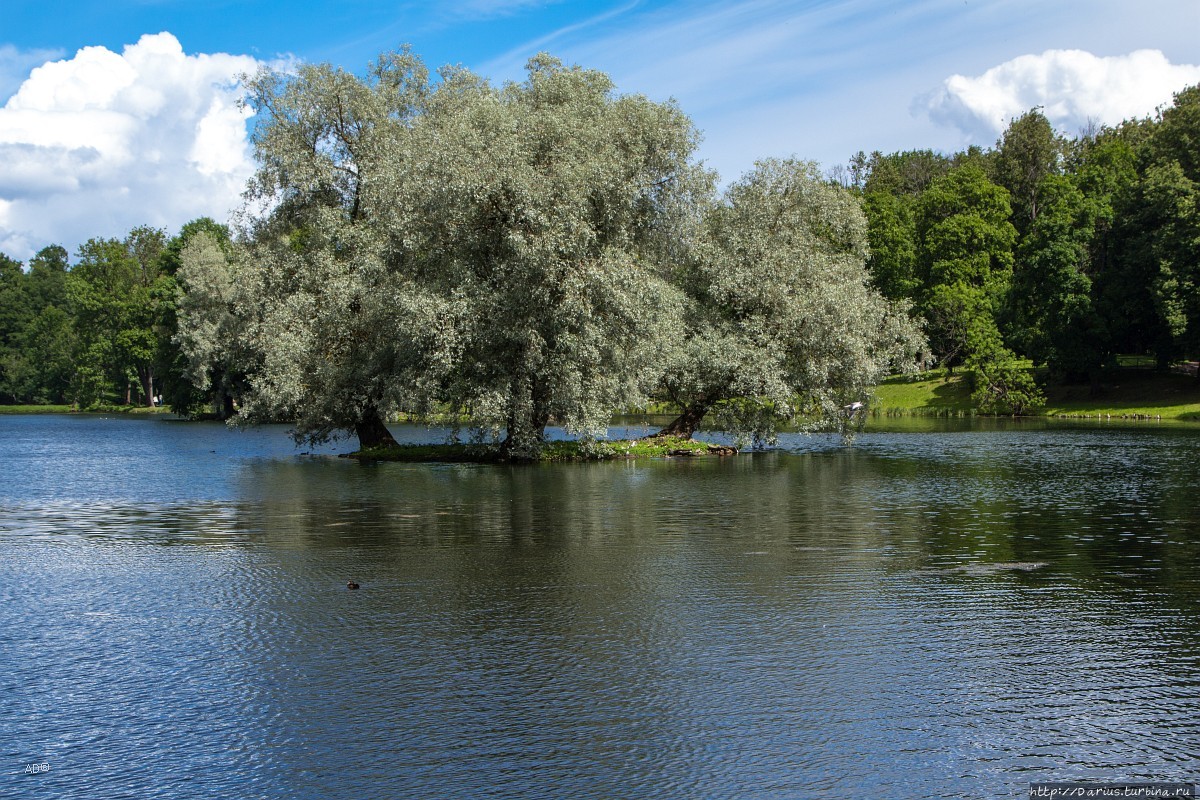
[346,435,739,463]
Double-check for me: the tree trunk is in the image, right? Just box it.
[651,403,710,439]
[498,432,542,462]
[140,367,154,408]
[499,412,548,462]
[497,374,549,461]
[355,405,398,450]
[222,393,236,420]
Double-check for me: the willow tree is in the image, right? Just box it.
[233,49,460,448]
[399,55,708,459]
[655,159,924,443]
[232,50,704,456]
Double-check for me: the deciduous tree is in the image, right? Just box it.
[992,109,1064,235]
[403,55,707,458]
[234,48,446,448]
[916,165,1016,370]
[654,159,924,443]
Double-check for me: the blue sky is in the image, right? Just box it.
[1,0,1198,258]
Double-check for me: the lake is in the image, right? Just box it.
[2,413,1199,799]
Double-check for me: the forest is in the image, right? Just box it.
[0,50,1197,457]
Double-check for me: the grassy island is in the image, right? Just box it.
[347,436,738,464]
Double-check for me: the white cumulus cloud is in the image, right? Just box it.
[0,44,64,100]
[0,32,265,260]
[919,49,1200,142]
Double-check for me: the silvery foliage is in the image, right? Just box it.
[228,50,705,454]
[387,55,709,458]
[213,47,916,454]
[662,158,925,445]
[233,50,463,444]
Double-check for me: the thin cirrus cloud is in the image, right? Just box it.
[474,0,1200,179]
[919,48,1200,140]
[446,0,564,21]
[473,0,912,181]
[0,32,265,260]
[1,1,1197,259]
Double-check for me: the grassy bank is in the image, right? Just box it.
[0,404,75,414]
[350,436,735,463]
[873,367,1200,420]
[872,370,974,416]
[0,404,173,415]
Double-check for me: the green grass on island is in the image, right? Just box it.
[350,436,734,463]
[874,365,1200,420]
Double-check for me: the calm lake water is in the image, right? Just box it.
[2,414,1199,799]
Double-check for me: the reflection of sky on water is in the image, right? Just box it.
[2,415,1200,799]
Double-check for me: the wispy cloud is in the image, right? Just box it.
[470,0,1200,179]
[475,0,961,176]
[447,0,564,22]
[475,0,642,80]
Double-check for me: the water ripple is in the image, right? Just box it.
[3,418,1200,798]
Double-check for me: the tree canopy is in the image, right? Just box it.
[211,51,920,455]
[6,50,1198,443]
[659,158,922,442]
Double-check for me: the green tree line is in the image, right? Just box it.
[0,219,232,412]
[1,51,1196,455]
[851,84,1200,411]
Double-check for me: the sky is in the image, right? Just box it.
[1,0,1198,260]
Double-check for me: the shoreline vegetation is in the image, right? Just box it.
[873,363,1200,421]
[0,404,171,415]
[6,361,1199,464]
[6,361,1200,426]
[2,54,1198,460]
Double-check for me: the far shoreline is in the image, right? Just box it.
[5,363,1200,450]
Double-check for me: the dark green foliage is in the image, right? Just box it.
[158,218,236,417]
[63,227,176,407]
[861,149,952,197]
[991,109,1065,235]
[915,165,1016,371]
[0,253,31,403]
[853,83,1200,413]
[0,254,30,347]
[0,246,77,404]
[1009,175,1102,378]
[26,246,70,313]
[862,191,919,301]
[1148,85,1200,183]
[1096,87,1200,368]
[968,355,1045,415]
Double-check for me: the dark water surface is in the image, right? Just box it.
[2,414,1199,799]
